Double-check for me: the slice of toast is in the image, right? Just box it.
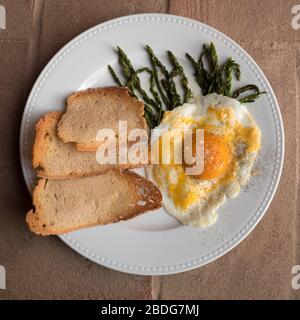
[26,171,162,236]
[33,112,146,179]
[57,87,147,152]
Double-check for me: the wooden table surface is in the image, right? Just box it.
[0,0,299,299]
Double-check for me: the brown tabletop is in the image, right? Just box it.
[0,0,299,300]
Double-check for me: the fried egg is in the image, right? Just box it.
[147,93,261,227]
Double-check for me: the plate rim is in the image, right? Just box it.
[20,13,285,276]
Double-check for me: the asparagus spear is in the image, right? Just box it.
[232,84,267,103]
[167,50,192,103]
[186,42,265,103]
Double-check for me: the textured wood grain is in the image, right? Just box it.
[0,0,168,300]
[0,0,299,300]
[170,0,296,45]
[158,44,297,299]
[294,46,300,299]
[0,0,34,41]
[169,0,208,21]
[37,0,169,72]
[166,0,299,300]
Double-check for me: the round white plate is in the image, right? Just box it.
[20,13,284,275]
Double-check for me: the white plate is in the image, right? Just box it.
[20,13,284,275]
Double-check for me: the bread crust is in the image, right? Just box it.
[57,87,147,151]
[26,171,162,236]
[75,142,104,152]
[32,111,61,170]
[33,111,147,179]
[27,88,161,236]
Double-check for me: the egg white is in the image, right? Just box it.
[147,93,261,227]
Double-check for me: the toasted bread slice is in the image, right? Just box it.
[26,171,162,236]
[57,87,147,152]
[33,112,146,179]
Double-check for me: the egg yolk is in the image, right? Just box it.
[186,132,231,180]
